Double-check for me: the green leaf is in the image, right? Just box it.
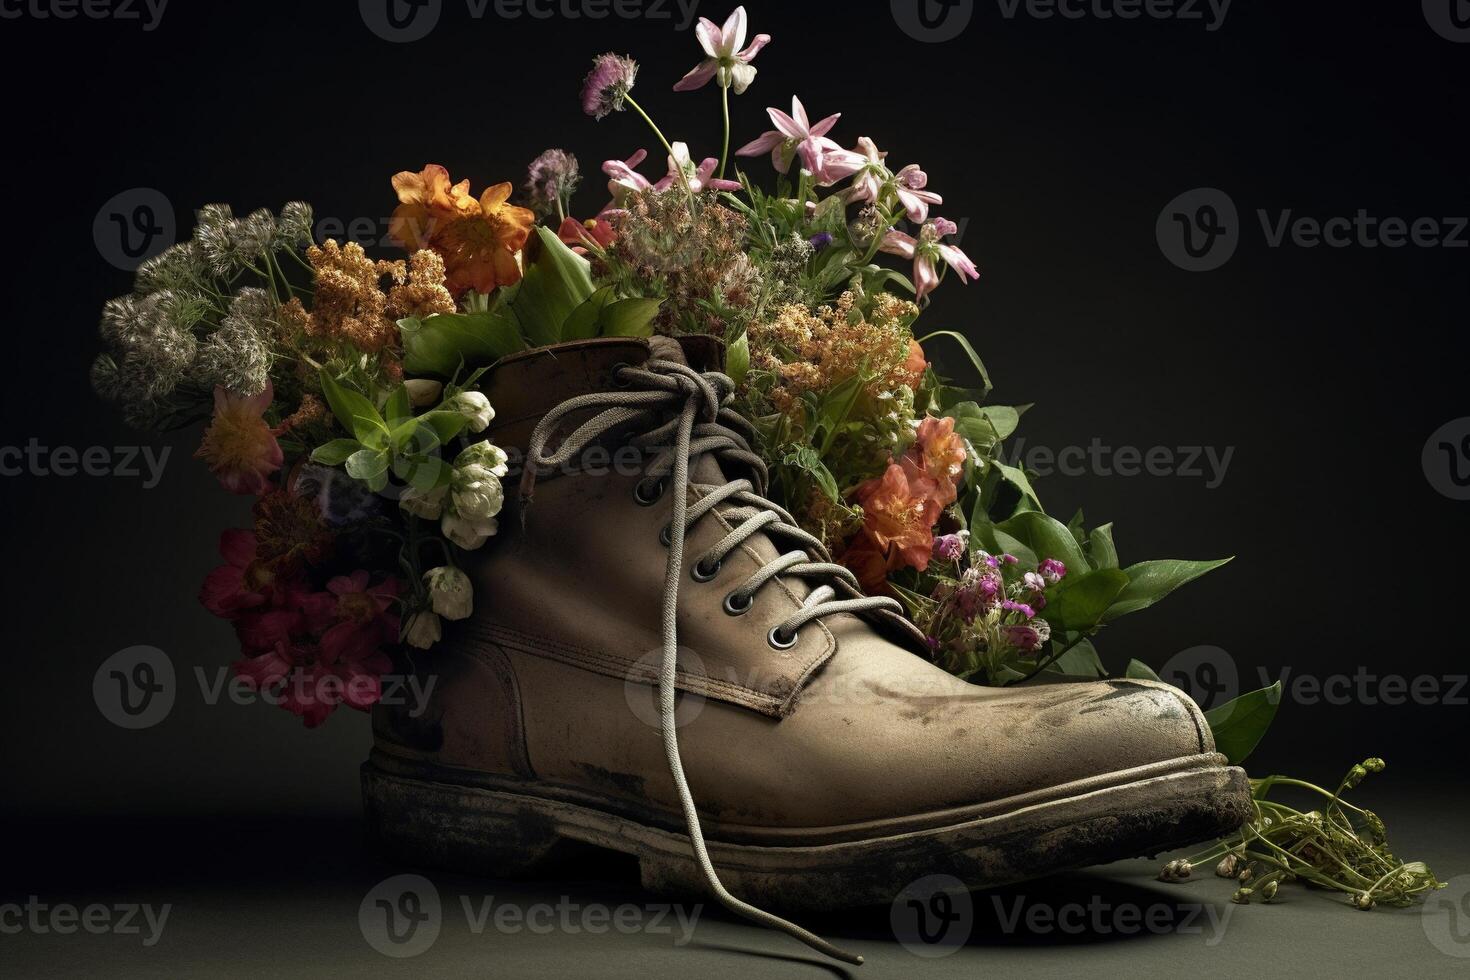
[309,438,361,467]
[417,409,470,445]
[1049,637,1106,677]
[916,329,992,395]
[1087,523,1119,570]
[383,386,412,428]
[1101,557,1233,623]
[725,330,750,386]
[995,510,1089,572]
[1205,682,1282,765]
[1124,659,1162,682]
[345,448,389,492]
[1042,568,1130,633]
[562,285,614,341]
[996,462,1041,512]
[390,417,441,457]
[400,309,525,377]
[318,370,386,445]
[599,296,662,337]
[512,225,595,346]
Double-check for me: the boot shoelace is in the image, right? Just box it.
[523,357,905,965]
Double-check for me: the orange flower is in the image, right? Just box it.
[902,338,928,387]
[849,461,942,588]
[904,414,967,507]
[389,165,535,297]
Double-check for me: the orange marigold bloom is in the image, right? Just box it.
[195,381,283,496]
[904,415,967,507]
[850,461,941,585]
[390,165,535,297]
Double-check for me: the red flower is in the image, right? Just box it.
[557,216,615,255]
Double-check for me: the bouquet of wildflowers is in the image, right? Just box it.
[92,6,1245,732]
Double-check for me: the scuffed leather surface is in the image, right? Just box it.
[381,338,1218,830]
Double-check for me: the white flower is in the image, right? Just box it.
[450,463,505,521]
[441,511,499,550]
[447,391,494,433]
[404,378,443,407]
[399,484,448,520]
[424,566,474,621]
[455,440,509,477]
[404,610,442,649]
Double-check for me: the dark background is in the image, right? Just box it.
[1,1,1467,974]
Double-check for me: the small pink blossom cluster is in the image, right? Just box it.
[200,529,401,727]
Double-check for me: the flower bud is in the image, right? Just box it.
[405,379,443,407]
[1231,888,1252,905]
[424,565,473,621]
[447,391,494,432]
[1352,892,1375,911]
[456,440,510,476]
[1216,853,1242,878]
[1261,880,1278,901]
[404,610,442,650]
[399,484,447,520]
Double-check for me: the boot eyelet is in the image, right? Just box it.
[768,626,799,650]
[659,526,673,547]
[691,558,722,583]
[723,592,753,616]
[634,478,665,506]
[610,362,632,388]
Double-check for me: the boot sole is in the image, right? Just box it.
[361,751,1252,910]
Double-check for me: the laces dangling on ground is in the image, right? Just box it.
[524,357,908,966]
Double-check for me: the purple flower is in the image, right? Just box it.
[1037,558,1067,584]
[1000,553,1019,565]
[1003,620,1052,654]
[1001,599,1036,619]
[673,6,771,94]
[880,216,979,301]
[808,231,834,250]
[524,149,580,216]
[1023,571,1047,593]
[582,54,638,120]
[932,532,966,561]
[894,164,943,223]
[954,567,1002,622]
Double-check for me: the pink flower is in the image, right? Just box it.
[672,6,770,94]
[601,149,657,212]
[843,137,888,206]
[654,142,743,195]
[736,96,859,184]
[881,217,979,301]
[195,381,283,495]
[581,53,638,119]
[199,529,271,617]
[894,164,942,223]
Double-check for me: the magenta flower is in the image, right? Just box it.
[1001,599,1036,619]
[673,6,771,94]
[736,96,859,183]
[1003,620,1052,655]
[1037,558,1067,584]
[654,142,743,195]
[932,533,967,561]
[881,217,979,301]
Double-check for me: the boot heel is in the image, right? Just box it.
[361,762,560,877]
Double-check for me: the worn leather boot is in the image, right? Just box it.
[364,336,1252,961]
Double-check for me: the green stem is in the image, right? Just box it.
[624,95,696,208]
[1014,631,1091,684]
[718,81,731,180]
